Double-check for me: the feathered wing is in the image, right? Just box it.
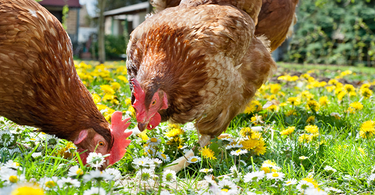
[255,0,299,52]
[0,0,109,141]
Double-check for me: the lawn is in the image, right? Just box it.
[0,61,374,195]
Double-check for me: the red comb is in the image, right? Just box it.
[131,78,145,111]
[108,111,132,165]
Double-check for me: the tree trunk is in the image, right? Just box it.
[98,0,106,64]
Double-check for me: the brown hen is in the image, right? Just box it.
[127,0,277,171]
[0,0,131,168]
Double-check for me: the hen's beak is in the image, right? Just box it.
[138,122,147,132]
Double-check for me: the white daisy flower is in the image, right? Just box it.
[296,180,314,191]
[163,170,177,182]
[324,165,336,174]
[68,165,84,177]
[299,156,308,160]
[266,172,285,181]
[152,158,163,166]
[39,176,58,189]
[204,175,217,186]
[144,145,157,157]
[284,178,298,186]
[0,168,23,184]
[0,131,15,147]
[230,149,248,156]
[146,137,161,145]
[157,152,171,163]
[83,170,112,182]
[103,168,122,180]
[83,187,106,195]
[136,169,155,184]
[133,157,154,168]
[57,177,81,188]
[218,179,238,194]
[187,156,201,163]
[4,160,21,170]
[86,152,108,169]
[31,152,42,159]
[45,135,59,149]
[243,171,265,182]
[199,168,213,173]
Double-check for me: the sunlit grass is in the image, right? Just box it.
[0,61,374,194]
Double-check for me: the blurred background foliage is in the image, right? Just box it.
[287,0,375,66]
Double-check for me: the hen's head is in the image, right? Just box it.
[74,111,132,168]
[131,78,168,131]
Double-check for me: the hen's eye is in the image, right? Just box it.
[151,100,156,105]
[98,141,105,146]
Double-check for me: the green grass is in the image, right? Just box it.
[0,61,375,194]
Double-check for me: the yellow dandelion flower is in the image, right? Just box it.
[270,84,281,94]
[243,100,262,114]
[305,125,319,135]
[125,98,132,105]
[302,177,319,188]
[267,94,277,101]
[111,82,121,91]
[240,139,259,150]
[138,131,149,141]
[328,79,339,85]
[337,91,347,101]
[127,106,136,117]
[11,184,44,195]
[96,104,108,111]
[240,127,254,138]
[165,128,184,137]
[306,116,315,124]
[360,88,373,99]
[287,97,300,106]
[298,134,313,143]
[91,94,101,104]
[279,102,287,107]
[253,138,266,155]
[307,100,320,112]
[266,105,279,112]
[100,85,115,95]
[349,102,363,111]
[319,96,330,106]
[344,84,355,93]
[340,70,352,77]
[359,120,375,139]
[117,75,128,83]
[285,109,297,116]
[200,146,217,160]
[167,137,183,145]
[325,85,336,93]
[280,126,295,136]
